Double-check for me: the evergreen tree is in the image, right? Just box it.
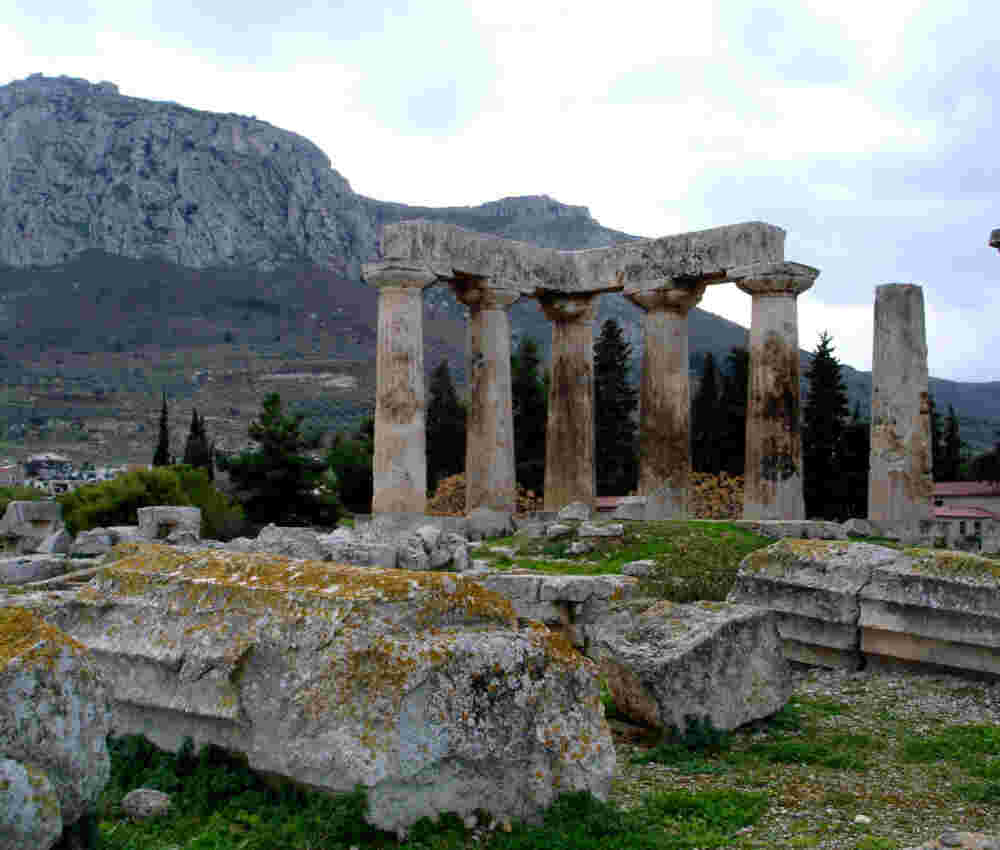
[929,394,944,481]
[426,360,466,493]
[217,393,337,526]
[183,409,213,478]
[691,352,722,474]
[326,417,374,513]
[840,403,870,518]
[802,332,850,519]
[153,392,170,467]
[718,347,750,477]
[943,405,962,481]
[511,337,547,496]
[593,319,638,495]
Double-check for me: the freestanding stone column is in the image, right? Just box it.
[539,293,598,511]
[991,229,1000,253]
[733,262,818,520]
[362,262,437,514]
[869,283,933,523]
[624,284,706,519]
[452,279,521,513]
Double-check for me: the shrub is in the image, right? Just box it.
[58,466,245,539]
[427,473,544,516]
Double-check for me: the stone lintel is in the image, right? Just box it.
[730,261,819,297]
[362,261,437,290]
[450,276,522,310]
[378,219,785,295]
[624,282,706,315]
[991,228,1000,252]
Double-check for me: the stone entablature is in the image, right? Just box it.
[364,219,815,518]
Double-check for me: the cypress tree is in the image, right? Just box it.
[718,347,750,477]
[426,360,466,493]
[691,352,722,474]
[929,393,944,481]
[152,392,170,467]
[840,403,870,518]
[511,337,547,496]
[802,331,850,519]
[594,319,638,495]
[183,409,213,477]
[942,405,962,481]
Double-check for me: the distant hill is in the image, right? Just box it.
[0,73,996,466]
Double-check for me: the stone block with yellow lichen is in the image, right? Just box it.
[20,544,614,835]
[0,606,111,849]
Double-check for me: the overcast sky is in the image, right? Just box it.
[5,0,999,381]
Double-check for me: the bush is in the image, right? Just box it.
[58,466,246,539]
[0,484,46,517]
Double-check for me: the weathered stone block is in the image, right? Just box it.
[578,522,623,538]
[28,546,614,835]
[136,506,201,541]
[585,600,791,731]
[732,520,847,540]
[70,528,115,557]
[556,502,591,522]
[0,555,68,585]
[611,497,646,520]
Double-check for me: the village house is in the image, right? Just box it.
[932,481,1000,548]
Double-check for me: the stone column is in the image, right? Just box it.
[539,293,598,511]
[991,229,1000,253]
[735,262,818,520]
[452,279,521,513]
[363,262,436,514]
[869,283,933,523]
[625,285,706,519]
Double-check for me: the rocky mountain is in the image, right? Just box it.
[0,73,996,466]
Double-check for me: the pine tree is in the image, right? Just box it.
[511,337,547,496]
[594,319,638,495]
[217,393,337,526]
[152,392,170,467]
[691,352,722,474]
[929,393,944,481]
[803,331,850,519]
[943,405,962,481]
[426,360,466,493]
[718,347,750,477]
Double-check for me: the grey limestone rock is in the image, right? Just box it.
[0,555,68,585]
[0,757,62,850]
[70,528,115,557]
[0,607,112,841]
[585,599,791,731]
[556,502,591,522]
[843,518,877,538]
[545,523,573,539]
[611,497,646,521]
[567,541,592,555]
[465,508,514,541]
[137,506,201,542]
[121,788,172,820]
[578,522,623,538]
[35,530,73,555]
[253,524,327,560]
[622,559,657,578]
[732,520,847,540]
[24,546,615,835]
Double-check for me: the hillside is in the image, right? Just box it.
[0,73,996,467]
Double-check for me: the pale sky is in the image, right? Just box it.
[4,0,999,380]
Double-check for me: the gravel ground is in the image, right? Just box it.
[609,664,1000,850]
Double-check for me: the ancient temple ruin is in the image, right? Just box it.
[363,220,819,519]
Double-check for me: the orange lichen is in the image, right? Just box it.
[0,606,86,671]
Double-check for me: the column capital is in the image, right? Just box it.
[537,292,598,323]
[730,261,819,297]
[990,228,1000,253]
[624,282,706,315]
[362,261,437,290]
[451,277,522,310]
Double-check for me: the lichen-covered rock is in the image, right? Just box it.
[0,758,62,850]
[29,545,614,834]
[584,600,791,731]
[732,520,847,540]
[0,607,111,840]
[70,528,115,556]
[0,555,68,585]
[252,524,326,560]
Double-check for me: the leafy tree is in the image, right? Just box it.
[803,331,850,519]
[425,360,466,493]
[594,319,638,495]
[217,393,338,527]
[182,409,214,480]
[929,394,944,481]
[943,405,963,481]
[970,434,1000,484]
[153,392,170,467]
[327,418,374,513]
[511,337,548,495]
[718,347,750,477]
[692,352,722,474]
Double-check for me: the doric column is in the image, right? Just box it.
[734,262,818,520]
[539,293,598,511]
[991,228,1000,253]
[452,278,521,513]
[869,283,933,523]
[625,284,706,519]
[362,261,436,514]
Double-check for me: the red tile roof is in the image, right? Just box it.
[934,481,1000,497]
[934,505,999,520]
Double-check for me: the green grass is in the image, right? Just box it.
[481,521,772,602]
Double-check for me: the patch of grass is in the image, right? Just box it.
[901,724,1000,763]
[632,715,732,768]
[744,732,880,772]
